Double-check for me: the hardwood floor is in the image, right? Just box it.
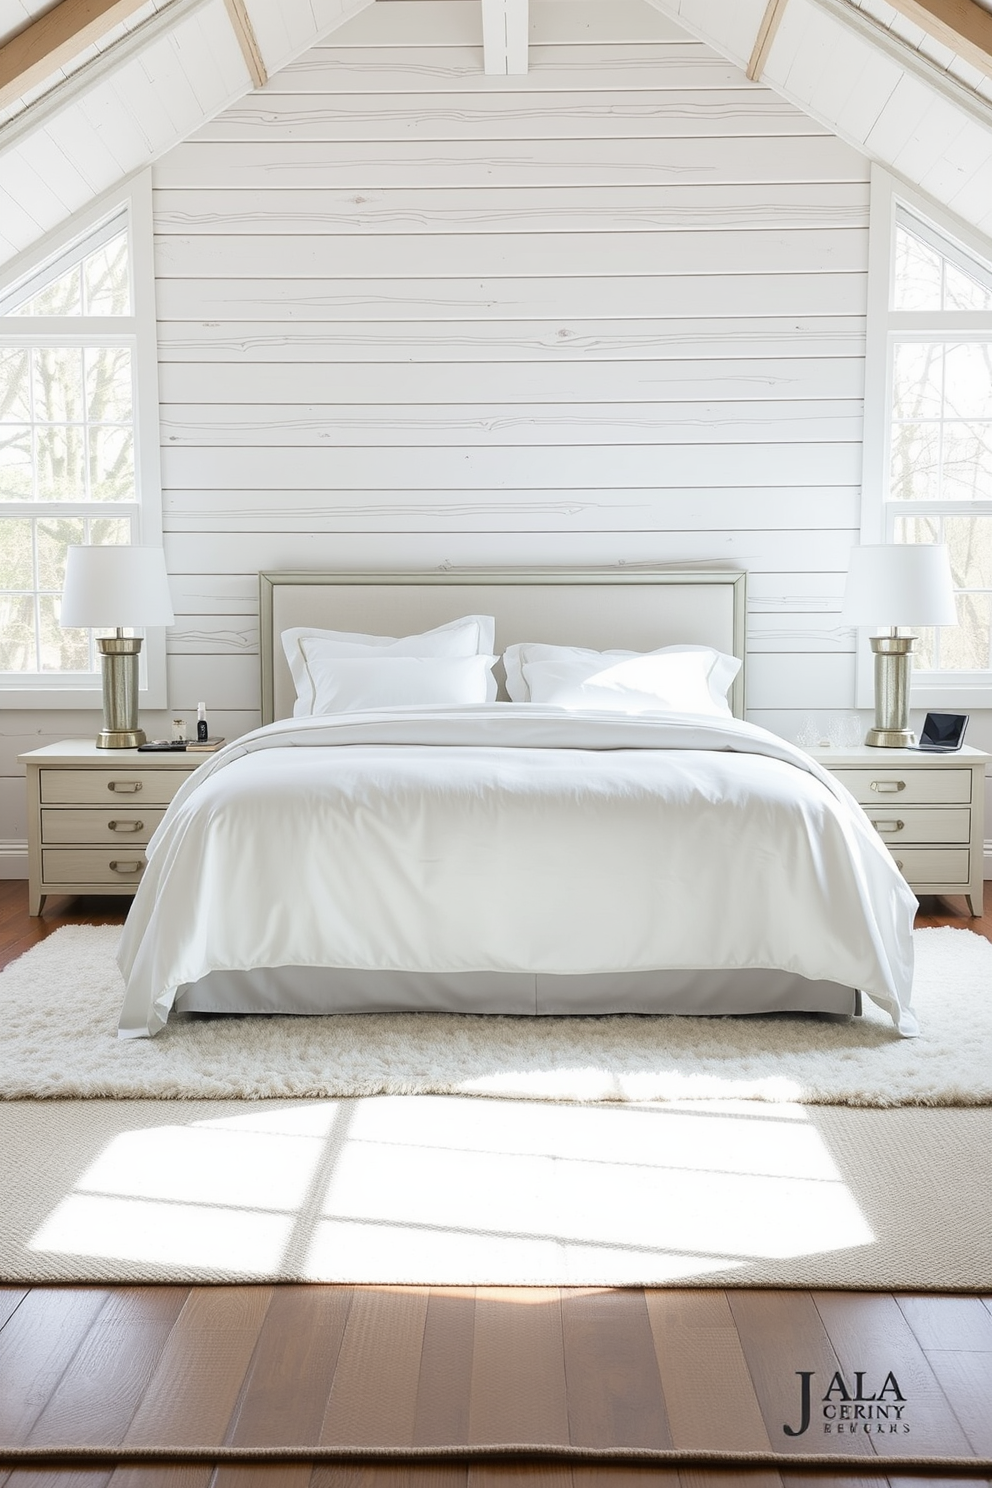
[1,882,990,1487]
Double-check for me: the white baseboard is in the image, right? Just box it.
[0,840,27,879]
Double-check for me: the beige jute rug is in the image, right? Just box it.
[0,1094,989,1287]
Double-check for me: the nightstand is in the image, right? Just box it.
[19,740,205,916]
[805,743,990,915]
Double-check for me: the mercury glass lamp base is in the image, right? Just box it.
[97,727,146,749]
[865,726,915,748]
[96,634,146,749]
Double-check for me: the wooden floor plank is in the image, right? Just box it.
[319,1288,430,1448]
[412,1289,476,1449]
[912,1347,992,1456]
[679,1473,783,1488]
[0,1291,28,1332]
[571,1470,680,1488]
[122,1288,273,1450]
[896,1295,992,1352]
[109,1471,212,1488]
[225,1286,354,1449]
[466,1468,572,1488]
[468,1290,568,1448]
[313,1468,467,1488]
[644,1290,771,1454]
[0,1290,112,1447]
[812,1292,974,1459]
[26,1289,190,1448]
[561,1287,670,1449]
[1,1474,113,1488]
[212,1468,314,1488]
[727,1292,873,1460]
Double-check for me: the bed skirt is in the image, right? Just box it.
[174,966,859,1019]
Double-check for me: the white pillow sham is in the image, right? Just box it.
[282,615,496,716]
[502,642,740,717]
[306,653,498,715]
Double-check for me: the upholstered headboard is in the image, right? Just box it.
[259,569,747,724]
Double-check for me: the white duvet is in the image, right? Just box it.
[117,707,918,1038]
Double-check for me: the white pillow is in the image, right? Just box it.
[282,615,496,716]
[502,642,740,717]
[306,654,498,715]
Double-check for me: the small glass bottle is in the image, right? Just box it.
[197,702,208,743]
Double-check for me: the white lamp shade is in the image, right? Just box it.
[841,543,958,627]
[60,545,175,628]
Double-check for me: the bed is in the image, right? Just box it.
[116,569,918,1038]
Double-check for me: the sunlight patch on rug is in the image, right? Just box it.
[26,1097,874,1284]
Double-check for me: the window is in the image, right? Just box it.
[864,169,992,707]
[0,176,165,707]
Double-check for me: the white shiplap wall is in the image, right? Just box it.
[153,0,869,737]
[0,0,875,860]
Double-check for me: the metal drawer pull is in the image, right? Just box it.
[108,820,143,833]
[895,859,904,870]
[109,860,143,875]
[871,780,905,793]
[108,780,142,794]
[871,819,905,834]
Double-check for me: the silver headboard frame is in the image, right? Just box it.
[259,569,747,725]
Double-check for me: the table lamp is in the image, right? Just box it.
[841,543,957,747]
[60,545,175,748]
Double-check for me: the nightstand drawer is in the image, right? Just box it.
[864,806,970,844]
[40,808,167,846]
[830,767,971,806]
[42,848,147,885]
[889,848,970,884]
[39,769,188,807]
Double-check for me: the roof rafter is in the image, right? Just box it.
[747,0,792,78]
[0,0,155,109]
[881,0,992,79]
[222,0,265,88]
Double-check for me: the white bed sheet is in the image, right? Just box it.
[116,707,918,1038]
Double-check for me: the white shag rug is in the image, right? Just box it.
[0,925,990,1105]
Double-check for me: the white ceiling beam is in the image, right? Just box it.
[481,0,528,75]
[747,0,791,79]
[0,0,153,110]
[221,0,265,88]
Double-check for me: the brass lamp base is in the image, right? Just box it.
[866,634,915,749]
[97,634,146,749]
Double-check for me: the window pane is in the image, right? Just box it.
[89,516,132,547]
[943,261,992,312]
[941,423,992,501]
[88,425,134,500]
[33,348,84,422]
[0,593,37,670]
[0,427,34,499]
[11,267,82,317]
[40,593,89,670]
[939,594,992,669]
[35,425,85,500]
[36,516,85,592]
[82,232,130,316]
[0,349,30,422]
[894,226,942,310]
[892,343,942,419]
[890,422,940,500]
[943,343,992,418]
[85,347,132,422]
[0,516,35,589]
[943,514,992,591]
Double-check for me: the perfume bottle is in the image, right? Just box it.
[197,702,208,743]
